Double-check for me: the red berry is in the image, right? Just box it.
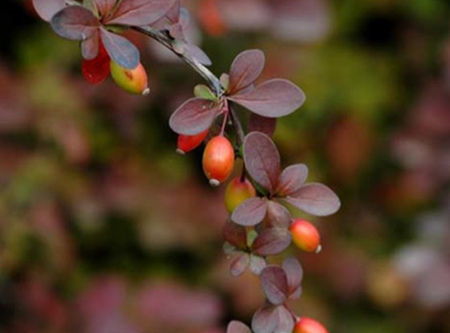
[177,129,209,154]
[202,136,235,186]
[82,41,110,85]
[198,0,227,36]
[224,177,256,212]
[110,61,149,95]
[294,317,329,333]
[289,219,321,253]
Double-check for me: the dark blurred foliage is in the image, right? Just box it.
[1,0,450,332]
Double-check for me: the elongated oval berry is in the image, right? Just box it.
[289,219,321,253]
[202,136,235,186]
[110,60,149,95]
[177,129,209,154]
[224,177,256,212]
[294,317,329,333]
[82,42,110,85]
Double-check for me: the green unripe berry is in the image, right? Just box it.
[224,177,256,212]
[110,61,149,95]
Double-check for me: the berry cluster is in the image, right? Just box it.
[32,1,340,332]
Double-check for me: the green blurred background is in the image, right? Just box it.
[1,0,450,332]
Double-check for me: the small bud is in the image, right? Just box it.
[202,136,235,185]
[289,219,321,253]
[110,60,149,95]
[293,317,329,333]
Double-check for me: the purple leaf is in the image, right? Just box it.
[252,228,291,256]
[252,305,278,333]
[282,257,303,299]
[248,114,277,137]
[227,321,252,333]
[179,7,190,27]
[169,23,185,40]
[184,44,212,66]
[231,197,268,227]
[249,254,266,275]
[229,49,265,94]
[243,132,280,193]
[275,164,309,196]
[94,0,116,17]
[32,0,65,22]
[50,6,99,40]
[81,30,99,60]
[229,79,306,118]
[106,0,176,26]
[265,201,291,228]
[260,266,288,305]
[223,220,247,250]
[273,305,295,333]
[285,183,341,216]
[230,252,250,277]
[169,98,219,135]
[165,0,181,23]
[100,28,139,69]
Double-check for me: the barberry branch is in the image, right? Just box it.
[132,26,223,96]
[132,25,247,153]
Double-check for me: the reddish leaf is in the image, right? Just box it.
[249,254,266,275]
[231,197,267,227]
[282,257,303,299]
[223,220,247,250]
[230,252,250,277]
[252,228,291,256]
[169,98,219,135]
[260,266,288,305]
[273,305,295,333]
[94,0,116,16]
[32,0,65,22]
[229,79,305,118]
[252,304,294,333]
[276,164,309,196]
[265,201,291,228]
[248,114,277,137]
[243,132,280,193]
[81,30,99,60]
[184,43,212,66]
[169,22,185,40]
[229,49,265,94]
[106,0,176,26]
[252,305,278,333]
[100,27,139,69]
[227,321,252,333]
[81,45,110,84]
[50,6,100,40]
[285,183,341,216]
[165,0,181,23]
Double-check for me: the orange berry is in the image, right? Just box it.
[289,219,321,253]
[177,129,209,154]
[294,317,329,333]
[202,136,234,186]
[110,60,149,95]
[224,177,256,212]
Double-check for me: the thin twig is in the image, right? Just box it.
[132,26,223,96]
[133,25,246,148]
